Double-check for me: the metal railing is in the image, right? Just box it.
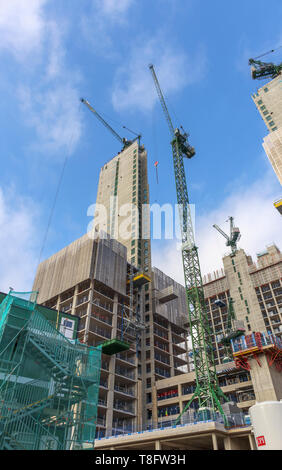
[231,331,282,353]
[115,368,136,380]
[96,411,251,440]
[114,385,135,397]
[113,403,135,414]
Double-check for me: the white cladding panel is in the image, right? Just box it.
[250,401,282,450]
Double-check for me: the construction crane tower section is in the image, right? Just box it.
[213,216,241,256]
[149,64,228,423]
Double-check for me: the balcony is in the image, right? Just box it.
[60,303,72,313]
[112,421,134,434]
[155,353,170,366]
[115,368,136,381]
[100,380,108,389]
[154,328,168,340]
[157,285,178,304]
[76,295,89,306]
[96,417,106,427]
[116,353,135,365]
[113,402,135,414]
[91,313,112,326]
[155,367,170,378]
[89,325,111,340]
[114,385,135,397]
[98,398,107,407]
[153,316,168,329]
[154,341,169,353]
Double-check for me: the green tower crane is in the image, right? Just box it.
[214,297,245,363]
[248,46,282,80]
[149,64,228,424]
[249,58,282,80]
[213,216,241,256]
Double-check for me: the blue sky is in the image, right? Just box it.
[0,0,281,291]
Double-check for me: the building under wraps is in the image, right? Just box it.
[0,290,102,450]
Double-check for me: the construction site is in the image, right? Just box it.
[0,49,281,453]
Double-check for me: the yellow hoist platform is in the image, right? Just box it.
[274,199,282,215]
[127,273,151,288]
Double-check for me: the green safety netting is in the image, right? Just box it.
[0,291,101,450]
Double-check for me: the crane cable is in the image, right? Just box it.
[253,44,282,60]
[36,102,82,268]
[151,106,159,202]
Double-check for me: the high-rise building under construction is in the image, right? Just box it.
[252,74,282,184]
[94,140,151,274]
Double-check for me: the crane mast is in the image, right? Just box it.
[149,65,227,422]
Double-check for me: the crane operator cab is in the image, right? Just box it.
[174,127,195,159]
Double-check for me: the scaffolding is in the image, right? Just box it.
[0,291,102,450]
[231,332,282,372]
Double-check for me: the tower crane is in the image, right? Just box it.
[214,298,245,363]
[248,46,282,80]
[213,216,241,256]
[213,217,245,361]
[149,64,228,423]
[80,98,140,150]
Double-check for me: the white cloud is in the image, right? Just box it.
[97,0,134,17]
[152,170,282,285]
[45,21,66,80]
[18,83,83,157]
[0,0,83,157]
[0,186,40,293]
[0,0,47,59]
[81,0,135,57]
[112,36,207,113]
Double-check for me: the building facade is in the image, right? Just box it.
[33,233,140,438]
[94,139,151,273]
[32,233,190,437]
[103,244,281,446]
[252,74,282,184]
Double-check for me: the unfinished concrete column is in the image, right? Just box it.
[155,440,162,450]
[249,354,282,401]
[106,292,118,436]
[178,383,183,414]
[248,434,256,450]
[56,295,60,312]
[152,383,158,423]
[223,436,232,450]
[71,285,79,317]
[212,433,218,450]
[83,280,94,344]
[137,379,143,431]
[168,325,174,376]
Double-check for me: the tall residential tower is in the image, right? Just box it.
[94,140,151,274]
[252,74,282,185]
